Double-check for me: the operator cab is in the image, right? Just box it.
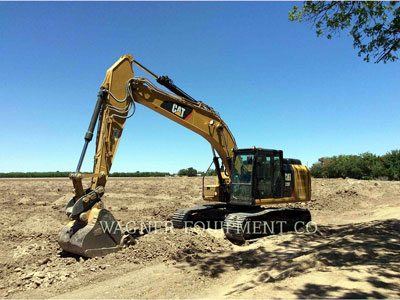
[230,148,299,206]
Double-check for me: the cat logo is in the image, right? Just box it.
[285,173,292,181]
[172,103,186,118]
[161,101,193,120]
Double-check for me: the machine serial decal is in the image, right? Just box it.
[161,101,193,120]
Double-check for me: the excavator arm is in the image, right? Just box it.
[72,55,237,197]
[70,55,135,199]
[59,54,237,257]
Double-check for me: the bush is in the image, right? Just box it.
[177,167,198,177]
[310,149,400,180]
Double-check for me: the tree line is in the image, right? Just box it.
[0,171,170,178]
[0,169,218,178]
[3,149,399,180]
[310,150,400,180]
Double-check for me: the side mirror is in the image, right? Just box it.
[247,156,253,164]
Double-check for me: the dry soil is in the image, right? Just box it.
[0,177,399,299]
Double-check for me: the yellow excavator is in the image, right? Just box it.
[58,54,311,257]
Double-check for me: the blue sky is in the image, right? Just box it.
[0,2,399,173]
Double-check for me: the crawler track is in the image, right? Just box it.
[173,204,311,242]
[172,203,228,228]
[223,208,311,242]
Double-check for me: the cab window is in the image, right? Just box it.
[255,153,283,199]
[273,155,282,197]
[231,153,254,202]
[256,155,273,198]
[232,154,253,184]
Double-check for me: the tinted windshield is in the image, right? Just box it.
[231,153,254,203]
[231,154,254,184]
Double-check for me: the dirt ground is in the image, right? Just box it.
[0,177,399,299]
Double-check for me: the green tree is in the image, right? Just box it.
[310,149,399,180]
[310,160,324,178]
[177,167,198,177]
[383,150,400,180]
[289,1,400,63]
[204,169,217,176]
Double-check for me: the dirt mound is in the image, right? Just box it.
[53,194,73,207]
[107,227,232,265]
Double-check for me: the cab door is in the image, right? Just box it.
[230,153,255,205]
[255,154,273,198]
[272,152,283,198]
[255,150,283,199]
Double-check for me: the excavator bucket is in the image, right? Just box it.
[58,201,123,257]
